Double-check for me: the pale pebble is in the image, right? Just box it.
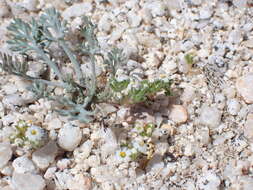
[47,118,62,130]
[32,141,58,170]
[0,0,10,18]
[199,105,221,129]
[227,99,241,115]
[62,3,92,20]
[58,124,82,151]
[236,74,253,104]
[0,142,12,169]
[11,172,45,190]
[2,94,25,107]
[12,156,36,174]
[169,105,188,124]
[127,10,142,28]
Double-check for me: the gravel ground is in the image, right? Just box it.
[1,0,253,190]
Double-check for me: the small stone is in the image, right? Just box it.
[11,172,45,190]
[146,1,166,17]
[47,118,62,130]
[98,13,112,32]
[244,113,253,142]
[67,174,92,190]
[2,84,17,94]
[233,0,248,8]
[12,156,36,174]
[229,30,242,44]
[199,7,213,19]
[127,10,142,27]
[181,86,195,103]
[62,2,92,20]
[58,124,82,151]
[236,74,253,104]
[169,105,188,124]
[22,0,38,11]
[2,94,25,107]
[0,142,12,169]
[199,105,221,129]
[56,158,71,170]
[197,171,221,190]
[32,141,58,170]
[0,0,10,18]
[44,167,57,179]
[137,33,161,49]
[227,99,241,115]
[161,56,177,74]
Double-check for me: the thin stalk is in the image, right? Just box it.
[33,46,64,81]
[59,40,84,84]
[16,73,65,87]
[83,54,96,107]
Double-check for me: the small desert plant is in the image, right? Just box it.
[9,120,47,149]
[0,8,172,123]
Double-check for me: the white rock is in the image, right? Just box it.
[47,118,62,130]
[181,86,195,103]
[190,0,202,5]
[98,14,112,32]
[244,113,253,142]
[56,159,71,170]
[161,57,177,74]
[1,164,13,176]
[197,171,221,190]
[44,167,57,179]
[62,3,92,20]
[0,102,5,118]
[0,142,12,169]
[101,182,115,190]
[0,0,10,18]
[233,0,248,8]
[227,99,241,115]
[229,30,242,44]
[86,155,100,168]
[199,105,221,129]
[58,124,82,151]
[22,0,38,11]
[32,141,58,170]
[199,8,213,19]
[75,140,93,160]
[2,84,17,94]
[169,105,188,124]
[12,156,36,174]
[127,10,142,27]
[2,94,25,107]
[236,74,253,104]
[11,172,45,190]
[67,174,92,190]
[147,1,166,17]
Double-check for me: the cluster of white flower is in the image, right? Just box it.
[9,120,46,149]
[115,123,155,163]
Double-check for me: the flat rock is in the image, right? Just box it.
[13,156,36,174]
[0,142,12,168]
[236,74,253,104]
[62,3,92,20]
[11,172,45,190]
[32,141,58,170]
[169,105,188,124]
[199,105,221,128]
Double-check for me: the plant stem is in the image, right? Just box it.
[59,40,84,84]
[34,45,64,81]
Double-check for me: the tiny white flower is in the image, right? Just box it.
[132,140,147,154]
[115,147,132,163]
[25,125,44,142]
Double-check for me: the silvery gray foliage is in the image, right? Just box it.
[0,7,109,123]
